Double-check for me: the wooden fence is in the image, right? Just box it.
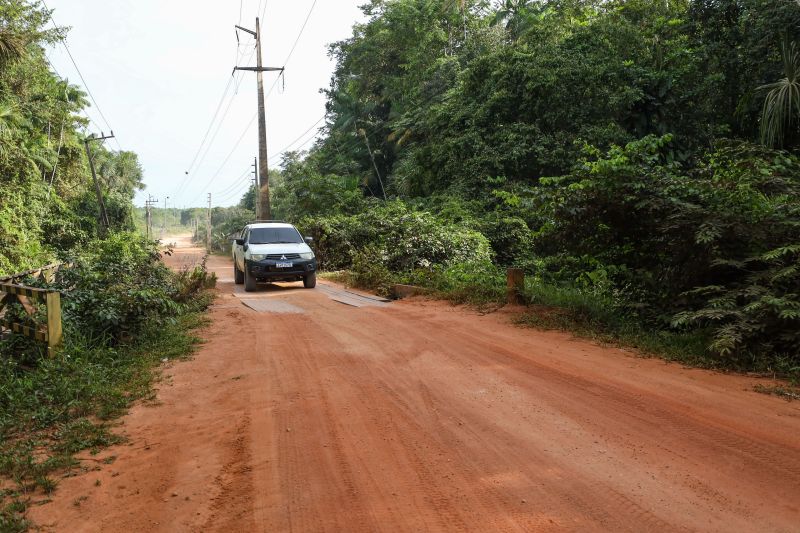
[0,263,64,357]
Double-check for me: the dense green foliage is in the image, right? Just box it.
[244,0,800,375]
[0,0,144,277]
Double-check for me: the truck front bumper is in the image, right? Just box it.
[246,259,317,281]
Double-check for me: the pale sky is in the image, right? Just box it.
[45,0,366,208]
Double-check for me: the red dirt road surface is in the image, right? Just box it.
[30,237,800,532]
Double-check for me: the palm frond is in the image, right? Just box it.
[0,30,25,68]
[758,38,800,148]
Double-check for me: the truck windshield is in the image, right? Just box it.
[248,227,303,244]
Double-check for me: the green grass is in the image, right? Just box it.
[516,281,713,365]
[0,302,210,530]
[753,384,800,401]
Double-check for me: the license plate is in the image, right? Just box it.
[276,262,293,268]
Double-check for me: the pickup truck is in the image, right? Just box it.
[232,221,317,292]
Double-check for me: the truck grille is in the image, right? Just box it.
[265,253,300,260]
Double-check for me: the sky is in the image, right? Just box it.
[44,0,366,208]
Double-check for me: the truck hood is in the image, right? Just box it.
[247,242,313,255]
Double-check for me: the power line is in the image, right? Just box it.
[260,0,269,21]
[280,0,317,71]
[264,0,318,101]
[215,179,252,204]
[184,76,235,176]
[176,39,259,199]
[43,53,103,133]
[41,0,121,151]
[268,114,325,163]
[187,113,257,205]
[211,166,252,196]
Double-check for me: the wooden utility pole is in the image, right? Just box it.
[234,18,284,220]
[253,156,260,219]
[84,132,114,234]
[145,196,158,239]
[206,193,212,252]
[163,196,170,236]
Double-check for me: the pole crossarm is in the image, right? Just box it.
[235,25,257,37]
[86,133,116,143]
[233,66,284,73]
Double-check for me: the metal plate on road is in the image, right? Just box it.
[240,300,305,314]
[316,285,390,308]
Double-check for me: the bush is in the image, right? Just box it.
[49,232,203,344]
[299,200,493,273]
[401,262,506,306]
[535,136,800,370]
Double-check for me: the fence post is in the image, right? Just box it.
[507,268,525,305]
[46,291,63,357]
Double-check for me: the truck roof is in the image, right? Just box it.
[246,222,295,229]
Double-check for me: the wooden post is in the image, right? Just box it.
[46,291,63,357]
[507,268,525,305]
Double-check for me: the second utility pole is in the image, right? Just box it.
[84,132,114,235]
[234,17,283,221]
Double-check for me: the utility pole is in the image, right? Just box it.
[84,132,114,235]
[234,18,284,220]
[145,195,158,240]
[253,156,260,219]
[162,196,170,236]
[206,193,212,252]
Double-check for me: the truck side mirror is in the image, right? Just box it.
[304,236,314,243]
[234,238,245,246]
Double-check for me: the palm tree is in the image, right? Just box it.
[490,0,535,38]
[0,31,24,69]
[758,38,800,148]
[329,88,388,200]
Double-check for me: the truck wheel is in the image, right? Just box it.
[303,272,317,289]
[244,266,258,292]
[234,263,244,285]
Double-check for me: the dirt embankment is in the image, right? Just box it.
[30,237,800,532]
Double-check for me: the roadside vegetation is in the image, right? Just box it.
[0,2,215,530]
[208,0,800,382]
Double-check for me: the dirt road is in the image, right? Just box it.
[31,237,800,532]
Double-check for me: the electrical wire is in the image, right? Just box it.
[264,0,318,101]
[268,114,325,163]
[211,166,252,196]
[187,113,257,205]
[43,54,103,133]
[174,47,257,198]
[183,76,235,177]
[215,179,252,204]
[41,0,122,150]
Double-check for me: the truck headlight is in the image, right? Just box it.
[250,254,267,261]
[299,252,315,260]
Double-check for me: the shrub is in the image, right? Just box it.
[299,201,493,273]
[535,136,800,370]
[49,233,201,344]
